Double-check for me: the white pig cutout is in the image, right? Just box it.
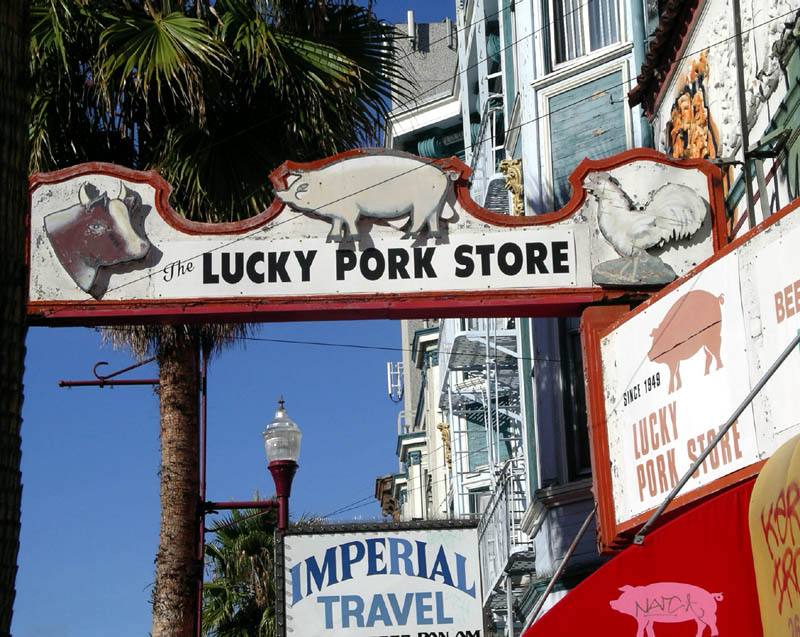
[273,151,459,242]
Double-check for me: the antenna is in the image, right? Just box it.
[386,361,404,403]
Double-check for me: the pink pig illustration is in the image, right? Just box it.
[610,582,723,637]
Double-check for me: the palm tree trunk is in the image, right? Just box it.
[0,1,30,632]
[152,332,201,637]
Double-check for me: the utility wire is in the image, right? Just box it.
[324,499,378,517]
[322,495,380,518]
[102,325,571,365]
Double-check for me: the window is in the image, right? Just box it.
[546,69,629,209]
[550,0,620,66]
[559,317,591,479]
[469,487,491,515]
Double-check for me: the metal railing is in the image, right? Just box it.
[470,95,505,204]
[477,460,529,604]
[438,317,514,395]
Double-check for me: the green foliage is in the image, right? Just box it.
[30,0,406,223]
[203,509,278,637]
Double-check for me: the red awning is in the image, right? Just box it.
[523,478,761,636]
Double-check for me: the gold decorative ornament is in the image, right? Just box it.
[498,158,524,216]
[437,422,452,469]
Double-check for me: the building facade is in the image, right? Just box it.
[376,0,656,633]
[378,0,800,632]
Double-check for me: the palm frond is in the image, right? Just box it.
[98,9,228,117]
[30,0,75,69]
[203,507,277,636]
[273,32,358,83]
[101,324,256,360]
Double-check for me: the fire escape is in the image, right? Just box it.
[438,317,535,635]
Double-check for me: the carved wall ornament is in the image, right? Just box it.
[661,0,797,158]
[665,51,720,161]
[498,158,524,216]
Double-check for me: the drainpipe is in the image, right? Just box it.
[631,0,653,147]
[732,0,757,229]
[486,321,496,479]
[519,319,539,497]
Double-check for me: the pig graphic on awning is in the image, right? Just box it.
[610,582,723,636]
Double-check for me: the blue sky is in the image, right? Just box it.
[17,322,403,636]
[373,0,454,25]
[13,2,457,636]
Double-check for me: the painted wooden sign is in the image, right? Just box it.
[27,148,725,325]
[584,197,800,551]
[282,524,483,636]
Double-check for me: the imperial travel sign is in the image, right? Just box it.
[584,198,800,551]
[26,148,726,325]
[282,524,483,636]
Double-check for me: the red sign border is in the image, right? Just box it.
[27,149,727,326]
[582,196,800,552]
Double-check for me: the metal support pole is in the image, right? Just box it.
[196,345,208,637]
[203,500,280,513]
[634,330,800,544]
[732,0,757,230]
[274,527,287,637]
[526,503,597,626]
[486,321,496,478]
[754,157,771,221]
[493,326,501,473]
[506,572,514,637]
[268,460,298,534]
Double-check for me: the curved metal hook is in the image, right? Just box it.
[93,361,110,381]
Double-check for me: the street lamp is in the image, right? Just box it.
[196,366,302,636]
[263,396,301,533]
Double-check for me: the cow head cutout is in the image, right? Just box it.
[44,181,151,297]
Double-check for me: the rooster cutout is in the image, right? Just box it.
[584,172,708,286]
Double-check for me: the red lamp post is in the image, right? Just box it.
[203,397,301,532]
[199,397,301,636]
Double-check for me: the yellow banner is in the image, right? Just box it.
[749,433,800,636]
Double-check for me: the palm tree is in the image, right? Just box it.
[0,2,30,632]
[203,508,278,636]
[29,1,405,634]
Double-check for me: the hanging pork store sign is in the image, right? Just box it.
[280,523,483,636]
[584,197,800,551]
[27,148,726,324]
